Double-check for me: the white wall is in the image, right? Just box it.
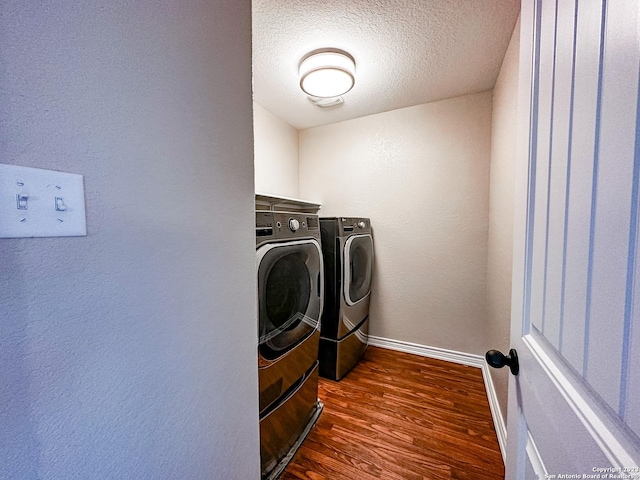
[486,17,521,425]
[0,2,260,479]
[253,102,300,198]
[300,92,493,355]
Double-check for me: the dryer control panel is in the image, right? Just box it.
[338,217,372,235]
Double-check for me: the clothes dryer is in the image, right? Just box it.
[255,210,323,478]
[319,217,374,380]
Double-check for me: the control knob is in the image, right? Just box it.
[288,218,300,232]
[357,221,366,229]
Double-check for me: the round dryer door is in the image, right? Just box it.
[343,234,374,306]
[256,239,324,361]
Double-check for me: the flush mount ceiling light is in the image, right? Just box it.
[299,49,356,99]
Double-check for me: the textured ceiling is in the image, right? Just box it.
[252,0,520,130]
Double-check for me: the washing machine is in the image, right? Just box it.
[319,217,374,381]
[256,210,324,478]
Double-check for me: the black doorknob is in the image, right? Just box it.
[485,349,519,376]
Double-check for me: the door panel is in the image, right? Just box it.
[508,0,640,475]
[527,0,555,336]
[561,0,601,375]
[525,430,547,479]
[518,333,611,473]
[585,0,639,413]
[542,0,575,350]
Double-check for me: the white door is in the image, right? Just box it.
[505,0,640,477]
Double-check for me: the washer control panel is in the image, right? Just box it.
[256,211,320,243]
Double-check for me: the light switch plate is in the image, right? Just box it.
[0,164,87,238]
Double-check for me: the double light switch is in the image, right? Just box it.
[0,164,87,238]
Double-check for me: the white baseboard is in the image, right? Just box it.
[367,335,508,462]
[481,362,507,461]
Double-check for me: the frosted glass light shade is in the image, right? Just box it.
[299,50,355,98]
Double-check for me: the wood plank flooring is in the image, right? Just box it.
[281,347,504,480]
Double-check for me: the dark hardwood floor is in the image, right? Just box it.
[281,347,505,480]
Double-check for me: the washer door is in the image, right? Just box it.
[257,239,323,361]
[343,234,374,306]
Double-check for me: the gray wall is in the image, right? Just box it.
[300,93,493,355]
[0,2,260,479]
[487,17,521,425]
